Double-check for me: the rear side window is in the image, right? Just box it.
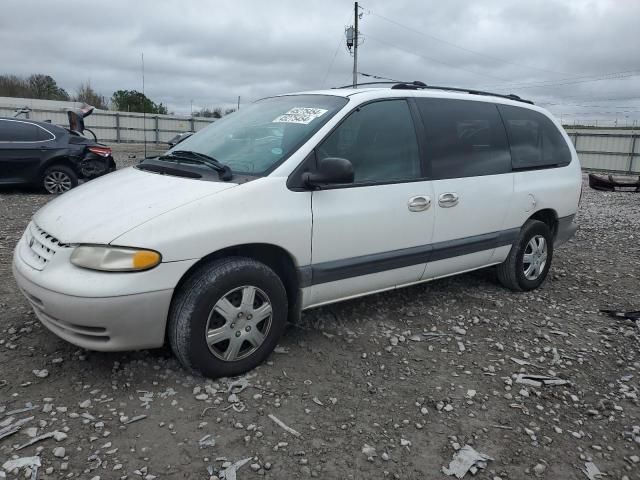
[498,105,571,169]
[317,99,421,183]
[415,98,511,179]
[0,120,47,142]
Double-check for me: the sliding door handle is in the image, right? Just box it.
[438,192,459,208]
[408,196,431,212]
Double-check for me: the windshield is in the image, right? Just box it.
[170,95,349,175]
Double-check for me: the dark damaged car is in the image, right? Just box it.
[0,107,115,194]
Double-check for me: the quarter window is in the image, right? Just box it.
[498,104,571,169]
[416,98,511,179]
[317,100,421,183]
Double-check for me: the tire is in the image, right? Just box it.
[168,257,288,378]
[496,220,554,292]
[42,165,78,194]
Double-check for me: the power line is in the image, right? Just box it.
[321,33,346,87]
[483,69,640,91]
[366,34,507,81]
[368,10,640,95]
[540,101,640,109]
[358,72,403,82]
[321,9,354,88]
[370,11,569,76]
[549,110,640,116]
[541,93,640,103]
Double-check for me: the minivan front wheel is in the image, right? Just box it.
[168,257,288,378]
[496,220,554,291]
[42,165,78,194]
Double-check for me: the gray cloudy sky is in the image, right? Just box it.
[2,0,639,122]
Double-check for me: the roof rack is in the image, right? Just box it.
[392,81,534,104]
[333,80,533,105]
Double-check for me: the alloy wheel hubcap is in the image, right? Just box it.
[523,235,548,281]
[205,285,272,362]
[44,171,72,193]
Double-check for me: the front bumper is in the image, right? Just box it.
[12,229,197,351]
[13,262,173,351]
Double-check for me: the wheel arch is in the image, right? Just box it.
[171,243,303,326]
[527,208,558,238]
[40,155,81,177]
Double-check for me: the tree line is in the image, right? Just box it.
[0,73,233,117]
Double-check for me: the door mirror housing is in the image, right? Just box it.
[303,157,354,188]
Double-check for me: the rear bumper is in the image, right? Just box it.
[555,214,578,247]
[79,153,115,179]
[13,260,173,352]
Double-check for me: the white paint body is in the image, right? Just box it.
[12,88,583,351]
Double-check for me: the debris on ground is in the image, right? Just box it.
[217,457,252,480]
[2,456,40,477]
[514,373,569,387]
[442,445,493,479]
[600,309,640,321]
[582,461,604,480]
[268,413,302,438]
[588,172,640,192]
[122,414,147,425]
[14,430,67,450]
[198,434,216,448]
[0,416,33,441]
[362,444,377,460]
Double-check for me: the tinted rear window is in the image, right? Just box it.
[415,98,511,179]
[0,120,48,142]
[498,105,571,169]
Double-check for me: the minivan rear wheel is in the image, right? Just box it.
[496,220,554,291]
[42,165,78,194]
[168,257,288,378]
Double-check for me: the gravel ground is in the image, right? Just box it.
[1,144,640,479]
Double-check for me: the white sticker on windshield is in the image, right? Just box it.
[273,107,328,124]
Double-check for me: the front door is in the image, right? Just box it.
[413,98,514,279]
[308,99,435,307]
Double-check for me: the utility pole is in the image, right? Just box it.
[353,1,358,88]
[237,96,241,111]
[142,52,146,157]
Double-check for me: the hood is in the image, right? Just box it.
[34,166,237,244]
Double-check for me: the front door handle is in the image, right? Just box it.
[408,196,431,212]
[438,192,459,208]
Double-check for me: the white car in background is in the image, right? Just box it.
[13,82,581,378]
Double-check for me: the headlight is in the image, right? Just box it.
[70,245,161,272]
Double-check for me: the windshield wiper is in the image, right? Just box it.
[158,150,233,181]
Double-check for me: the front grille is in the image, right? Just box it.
[20,222,67,270]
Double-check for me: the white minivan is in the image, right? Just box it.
[13,82,581,378]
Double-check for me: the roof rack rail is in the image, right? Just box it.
[391,81,534,104]
[332,80,533,105]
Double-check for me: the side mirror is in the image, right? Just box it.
[303,157,354,188]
